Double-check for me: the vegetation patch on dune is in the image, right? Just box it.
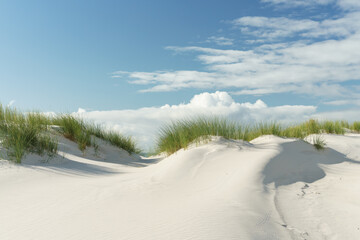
[2,103,359,162]
[0,105,57,163]
[312,135,326,151]
[157,117,359,155]
[0,104,139,163]
[53,115,140,154]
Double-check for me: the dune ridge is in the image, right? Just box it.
[1,134,360,239]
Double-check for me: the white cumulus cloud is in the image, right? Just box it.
[75,92,317,151]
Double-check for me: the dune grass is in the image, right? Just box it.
[312,135,326,150]
[156,118,285,154]
[2,102,359,161]
[157,117,239,154]
[85,123,140,154]
[53,115,92,152]
[48,115,140,155]
[0,105,58,163]
[156,117,359,155]
[352,121,360,132]
[0,105,139,163]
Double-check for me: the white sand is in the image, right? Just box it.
[1,134,360,240]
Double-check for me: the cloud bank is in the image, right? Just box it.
[76,92,318,150]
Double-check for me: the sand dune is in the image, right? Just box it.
[1,134,360,240]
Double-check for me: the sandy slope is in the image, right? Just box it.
[1,134,360,240]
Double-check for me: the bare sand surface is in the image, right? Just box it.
[1,134,359,240]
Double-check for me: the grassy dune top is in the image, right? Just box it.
[157,117,360,155]
[1,104,360,162]
[0,105,139,163]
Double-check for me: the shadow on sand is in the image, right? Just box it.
[262,140,359,187]
[21,153,162,177]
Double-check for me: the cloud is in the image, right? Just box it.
[206,36,234,46]
[261,0,335,7]
[7,100,15,107]
[75,92,317,150]
[232,12,360,40]
[338,0,360,10]
[77,108,86,114]
[262,0,360,10]
[232,16,319,40]
[114,33,360,98]
[232,83,356,99]
[164,46,252,64]
[324,99,360,106]
[312,109,360,121]
[113,0,360,109]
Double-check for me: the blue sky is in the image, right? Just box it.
[1,0,264,111]
[1,0,360,149]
